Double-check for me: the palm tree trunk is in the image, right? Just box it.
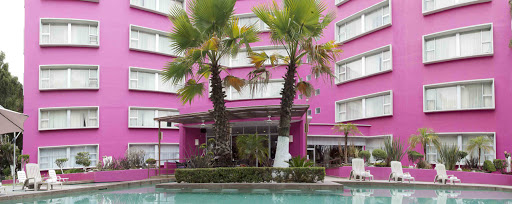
[478,148,481,167]
[273,63,297,167]
[210,65,231,166]
[344,132,348,164]
[423,144,427,160]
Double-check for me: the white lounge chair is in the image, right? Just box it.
[24,163,49,191]
[389,161,415,183]
[390,189,414,204]
[46,170,67,189]
[350,158,373,181]
[17,171,27,184]
[0,182,6,194]
[434,164,461,184]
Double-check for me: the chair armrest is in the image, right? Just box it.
[366,170,371,173]
[447,175,455,177]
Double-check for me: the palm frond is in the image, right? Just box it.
[177,79,206,105]
[248,51,269,68]
[223,75,246,92]
[162,58,195,85]
[332,123,362,136]
[296,81,314,97]
[168,6,203,54]
[189,0,236,35]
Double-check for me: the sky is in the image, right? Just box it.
[0,0,25,85]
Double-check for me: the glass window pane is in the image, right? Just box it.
[345,18,362,40]
[70,69,89,88]
[71,24,90,45]
[158,35,174,55]
[48,110,67,129]
[435,35,457,61]
[49,69,68,88]
[139,31,156,51]
[461,83,483,109]
[347,100,362,120]
[70,109,89,128]
[137,109,155,127]
[138,72,156,90]
[365,95,384,118]
[436,86,457,110]
[50,23,68,44]
[365,53,383,75]
[364,8,383,32]
[460,30,482,57]
[346,59,362,80]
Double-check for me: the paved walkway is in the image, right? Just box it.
[0,178,172,202]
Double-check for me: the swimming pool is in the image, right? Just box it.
[3,185,512,203]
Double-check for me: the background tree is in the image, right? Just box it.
[75,152,91,171]
[250,0,342,167]
[0,51,24,149]
[408,128,440,160]
[162,0,259,165]
[55,158,68,174]
[235,134,269,167]
[333,123,362,164]
[467,136,494,164]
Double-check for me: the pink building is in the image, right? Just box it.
[23,0,512,170]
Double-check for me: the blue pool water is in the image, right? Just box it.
[3,185,512,203]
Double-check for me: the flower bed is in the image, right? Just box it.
[176,167,325,183]
[326,166,512,186]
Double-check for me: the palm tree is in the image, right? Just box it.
[333,123,362,164]
[250,0,342,167]
[467,136,494,164]
[235,134,269,167]
[162,0,259,165]
[408,128,440,160]
[509,0,512,47]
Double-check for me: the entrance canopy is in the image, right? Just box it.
[0,105,28,134]
[154,105,309,124]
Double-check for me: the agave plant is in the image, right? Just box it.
[249,0,342,167]
[437,144,460,170]
[286,155,314,167]
[162,0,259,165]
[384,137,406,165]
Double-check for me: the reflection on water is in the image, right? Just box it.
[4,186,512,204]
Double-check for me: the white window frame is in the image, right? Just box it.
[427,132,496,165]
[128,143,179,165]
[128,106,179,129]
[220,45,286,68]
[39,65,100,91]
[315,108,321,114]
[80,0,99,2]
[335,45,392,84]
[335,0,350,6]
[128,67,182,94]
[315,89,320,96]
[38,106,100,131]
[423,78,495,113]
[129,24,178,57]
[225,79,285,101]
[422,23,493,64]
[38,144,99,170]
[307,109,312,116]
[235,13,270,32]
[130,0,184,16]
[306,75,312,81]
[335,90,393,122]
[334,0,392,43]
[422,0,491,15]
[40,18,100,47]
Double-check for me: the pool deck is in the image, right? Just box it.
[0,178,173,202]
[331,177,512,192]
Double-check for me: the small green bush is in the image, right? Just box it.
[416,159,432,169]
[493,159,506,173]
[75,152,91,170]
[359,150,371,162]
[372,149,387,162]
[175,167,325,183]
[374,162,387,167]
[286,156,314,167]
[407,150,423,165]
[146,158,156,165]
[483,160,496,172]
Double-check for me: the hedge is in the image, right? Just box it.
[175,167,325,183]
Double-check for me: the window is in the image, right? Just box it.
[130,0,184,15]
[298,94,303,100]
[307,110,312,116]
[220,46,286,68]
[129,67,182,93]
[335,0,391,43]
[236,13,269,32]
[39,65,99,90]
[129,107,179,129]
[336,45,391,84]
[335,0,350,6]
[227,79,284,100]
[423,0,491,15]
[39,107,99,131]
[130,25,178,56]
[424,79,494,112]
[129,143,179,165]
[315,108,321,114]
[306,75,312,81]
[39,145,98,170]
[40,18,99,47]
[426,133,495,164]
[423,23,493,64]
[335,91,392,122]
[315,89,320,96]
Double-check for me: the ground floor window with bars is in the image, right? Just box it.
[39,145,98,170]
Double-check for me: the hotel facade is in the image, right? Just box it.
[24,0,512,170]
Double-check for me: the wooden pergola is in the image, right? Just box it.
[152,105,309,174]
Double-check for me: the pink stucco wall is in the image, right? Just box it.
[2,169,157,184]
[326,166,512,186]
[24,0,512,167]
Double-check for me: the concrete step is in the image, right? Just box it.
[151,175,175,180]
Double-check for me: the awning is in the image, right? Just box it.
[155,105,309,124]
[0,106,28,134]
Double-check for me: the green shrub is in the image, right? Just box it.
[457,151,468,161]
[286,156,314,167]
[146,158,156,165]
[374,162,387,167]
[372,149,387,162]
[384,138,405,165]
[493,159,506,173]
[175,167,325,183]
[417,159,431,169]
[75,152,91,170]
[407,150,423,165]
[483,160,496,172]
[359,150,371,162]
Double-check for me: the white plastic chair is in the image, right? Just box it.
[17,171,27,184]
[0,182,6,194]
[350,158,373,181]
[47,170,66,189]
[25,163,50,191]
[389,161,415,183]
[434,164,461,184]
